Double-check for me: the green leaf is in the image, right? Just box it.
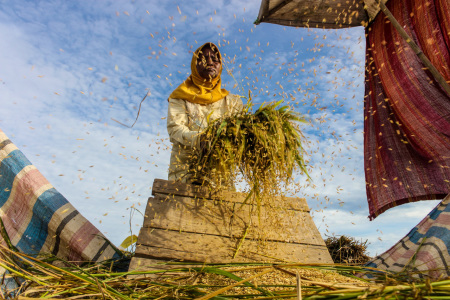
[120,234,138,249]
[206,110,214,124]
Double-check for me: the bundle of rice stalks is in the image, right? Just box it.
[190,99,308,205]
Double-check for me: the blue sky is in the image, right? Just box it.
[0,0,440,256]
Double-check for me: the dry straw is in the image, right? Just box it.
[1,244,450,299]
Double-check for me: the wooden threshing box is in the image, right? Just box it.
[129,179,332,271]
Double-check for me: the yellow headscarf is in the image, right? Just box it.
[169,42,229,105]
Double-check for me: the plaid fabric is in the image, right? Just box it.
[0,129,118,262]
[364,0,450,219]
[367,194,450,278]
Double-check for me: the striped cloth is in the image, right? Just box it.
[0,129,118,262]
[367,194,450,278]
[364,0,450,219]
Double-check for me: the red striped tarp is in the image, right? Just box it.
[0,129,119,262]
[364,0,450,219]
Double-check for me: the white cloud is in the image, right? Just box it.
[312,199,440,256]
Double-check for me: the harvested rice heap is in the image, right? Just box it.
[189,100,308,205]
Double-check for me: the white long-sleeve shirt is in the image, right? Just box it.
[167,94,243,182]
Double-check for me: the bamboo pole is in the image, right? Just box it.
[377,0,450,96]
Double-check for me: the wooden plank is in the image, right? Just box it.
[134,228,333,264]
[152,179,310,212]
[129,178,333,271]
[143,195,324,245]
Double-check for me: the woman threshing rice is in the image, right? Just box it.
[167,42,243,184]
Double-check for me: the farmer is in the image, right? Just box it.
[167,42,243,185]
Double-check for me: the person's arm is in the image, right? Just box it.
[167,98,200,148]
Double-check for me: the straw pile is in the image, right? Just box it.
[190,100,308,204]
[325,235,371,265]
[2,244,450,299]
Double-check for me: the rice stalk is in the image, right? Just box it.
[190,98,308,208]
